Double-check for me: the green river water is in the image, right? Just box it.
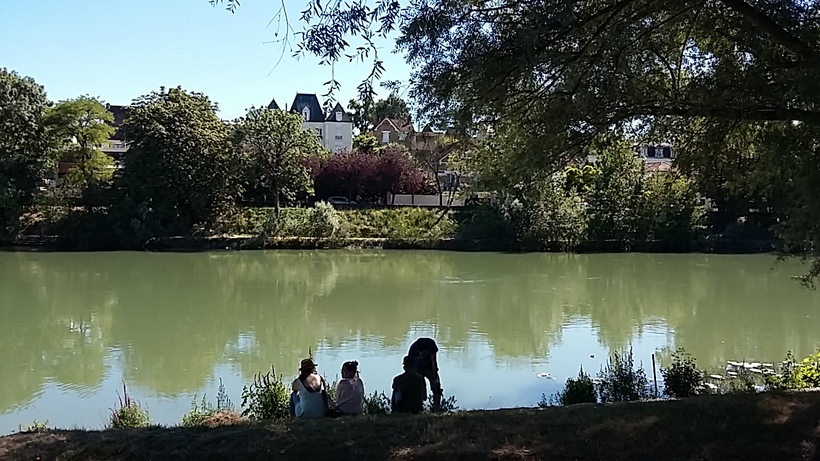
[1,250,819,433]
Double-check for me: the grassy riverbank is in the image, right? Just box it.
[9,206,779,254]
[4,391,820,460]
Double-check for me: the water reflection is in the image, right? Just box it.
[1,251,819,432]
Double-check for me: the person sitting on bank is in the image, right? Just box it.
[408,337,443,412]
[289,358,328,419]
[391,355,427,414]
[332,360,365,416]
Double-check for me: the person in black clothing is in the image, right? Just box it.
[391,356,427,414]
[407,337,443,412]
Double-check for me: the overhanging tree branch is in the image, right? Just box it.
[718,0,819,61]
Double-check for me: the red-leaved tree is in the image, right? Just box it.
[311,146,426,203]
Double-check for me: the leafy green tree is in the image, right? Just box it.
[373,93,411,124]
[587,140,646,244]
[347,98,373,133]
[353,134,380,153]
[642,173,705,246]
[0,68,53,241]
[233,107,326,215]
[114,87,236,237]
[231,0,820,277]
[47,96,116,189]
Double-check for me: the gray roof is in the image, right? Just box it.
[289,93,325,122]
[325,103,352,123]
[267,98,280,110]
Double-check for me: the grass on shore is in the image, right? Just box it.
[3,391,820,461]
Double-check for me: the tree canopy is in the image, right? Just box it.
[233,107,326,214]
[0,68,53,240]
[47,96,116,188]
[228,0,820,279]
[115,87,236,237]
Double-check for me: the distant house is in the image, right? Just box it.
[371,118,413,145]
[268,94,354,153]
[640,143,674,161]
[101,104,130,163]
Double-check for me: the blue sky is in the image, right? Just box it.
[0,0,412,119]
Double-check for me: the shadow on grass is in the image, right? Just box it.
[2,392,820,460]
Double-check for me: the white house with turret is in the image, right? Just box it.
[268,94,353,153]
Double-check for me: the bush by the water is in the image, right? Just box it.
[240,368,290,421]
[555,367,597,405]
[17,420,49,433]
[661,349,704,398]
[181,379,237,427]
[109,382,150,429]
[426,394,460,413]
[765,351,820,390]
[307,201,342,238]
[364,391,392,415]
[596,349,650,403]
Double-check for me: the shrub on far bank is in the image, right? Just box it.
[555,367,597,405]
[240,367,289,421]
[661,349,704,398]
[596,349,650,403]
[110,382,150,429]
[307,201,342,238]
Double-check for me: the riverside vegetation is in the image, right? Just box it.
[5,348,820,460]
[1,68,782,258]
[12,348,820,431]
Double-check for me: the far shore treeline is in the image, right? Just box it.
[0,67,807,276]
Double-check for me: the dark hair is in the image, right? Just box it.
[342,361,359,373]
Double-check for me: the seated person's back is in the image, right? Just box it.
[292,359,327,419]
[392,356,427,414]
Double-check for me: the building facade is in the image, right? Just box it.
[268,94,354,153]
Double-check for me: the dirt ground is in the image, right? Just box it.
[2,392,820,460]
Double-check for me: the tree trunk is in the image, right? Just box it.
[273,179,281,218]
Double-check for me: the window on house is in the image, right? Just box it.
[381,131,390,143]
[335,110,342,122]
[335,135,343,140]
[317,128,323,138]
[302,106,310,121]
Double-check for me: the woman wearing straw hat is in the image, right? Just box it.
[288,358,329,419]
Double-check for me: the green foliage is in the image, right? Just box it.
[307,201,342,238]
[661,349,704,398]
[766,351,820,390]
[240,367,290,421]
[47,96,116,190]
[501,179,587,250]
[353,134,381,153]
[565,164,598,194]
[18,420,49,433]
[364,391,392,415]
[342,208,457,240]
[181,378,235,427]
[596,349,650,403]
[234,107,325,214]
[556,367,597,406]
[587,141,647,243]
[0,68,53,241]
[110,382,150,429]
[113,87,236,238]
[425,394,459,413]
[642,173,706,245]
[373,93,411,124]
